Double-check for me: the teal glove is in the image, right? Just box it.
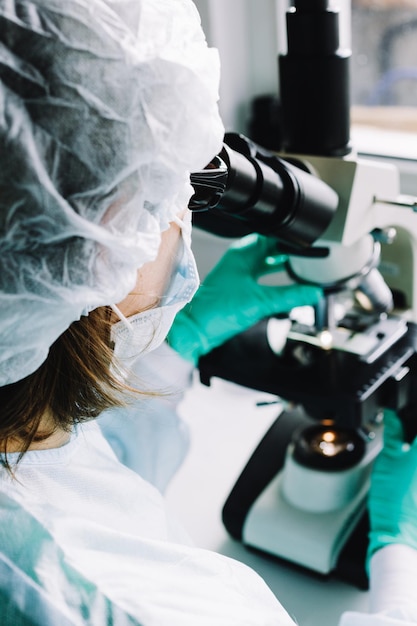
[167,233,323,365]
[367,409,417,568]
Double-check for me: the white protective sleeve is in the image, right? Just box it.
[339,545,417,626]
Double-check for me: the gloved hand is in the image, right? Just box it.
[367,409,417,568]
[167,233,323,365]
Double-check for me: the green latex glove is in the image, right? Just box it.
[367,409,417,569]
[167,233,323,365]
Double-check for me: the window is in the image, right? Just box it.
[351,0,417,129]
[350,0,417,190]
[276,0,417,187]
[194,0,417,182]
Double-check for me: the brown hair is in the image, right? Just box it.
[0,306,130,469]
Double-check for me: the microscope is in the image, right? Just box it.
[189,0,417,589]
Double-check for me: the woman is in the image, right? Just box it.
[0,1,416,624]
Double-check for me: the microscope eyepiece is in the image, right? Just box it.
[189,133,338,248]
[187,155,228,212]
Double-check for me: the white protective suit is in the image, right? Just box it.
[0,421,295,625]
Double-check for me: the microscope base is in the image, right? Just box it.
[243,471,368,577]
[222,406,379,589]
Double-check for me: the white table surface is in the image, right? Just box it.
[165,374,370,626]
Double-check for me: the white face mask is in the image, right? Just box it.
[110,211,199,368]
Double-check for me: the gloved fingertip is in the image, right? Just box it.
[298,285,324,305]
[230,232,260,251]
[265,254,288,268]
[259,255,287,277]
[383,409,405,444]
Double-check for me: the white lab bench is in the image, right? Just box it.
[165,373,370,626]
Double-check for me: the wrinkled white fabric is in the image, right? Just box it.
[0,422,295,625]
[0,0,224,385]
[369,545,417,616]
[340,545,417,626]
